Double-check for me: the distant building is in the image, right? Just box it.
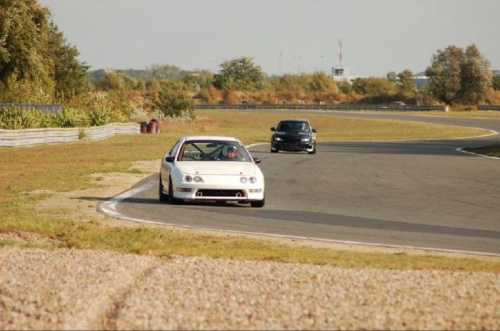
[330,40,365,82]
[332,65,352,81]
[413,71,429,90]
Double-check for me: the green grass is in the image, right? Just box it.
[464,145,500,158]
[2,219,498,272]
[0,110,498,272]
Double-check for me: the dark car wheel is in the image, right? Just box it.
[307,143,315,154]
[159,175,168,202]
[250,196,265,208]
[168,177,181,205]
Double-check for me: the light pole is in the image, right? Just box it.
[280,52,283,76]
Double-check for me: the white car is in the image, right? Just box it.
[159,136,265,207]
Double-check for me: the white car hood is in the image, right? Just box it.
[177,161,257,176]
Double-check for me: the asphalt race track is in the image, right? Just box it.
[99,111,500,255]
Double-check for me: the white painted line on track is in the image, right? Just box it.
[98,179,156,219]
[98,177,500,258]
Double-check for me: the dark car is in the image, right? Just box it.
[270,118,317,154]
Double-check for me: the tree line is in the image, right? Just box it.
[1,0,499,129]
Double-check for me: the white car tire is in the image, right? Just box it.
[159,175,168,202]
[168,177,181,205]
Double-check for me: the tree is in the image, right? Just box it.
[0,0,89,100]
[0,0,53,95]
[398,69,416,93]
[336,80,352,94]
[426,44,492,105]
[351,77,395,95]
[493,75,500,90]
[48,23,89,96]
[0,0,50,81]
[154,90,195,119]
[213,57,266,91]
[95,70,125,91]
[386,71,397,84]
[269,74,310,93]
[309,72,338,93]
[459,44,492,104]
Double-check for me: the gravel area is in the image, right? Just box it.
[0,246,498,330]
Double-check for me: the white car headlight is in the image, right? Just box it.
[274,136,283,141]
[240,177,248,183]
[193,176,203,183]
[301,137,310,142]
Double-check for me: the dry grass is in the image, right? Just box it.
[365,110,500,119]
[0,110,497,272]
[194,110,489,142]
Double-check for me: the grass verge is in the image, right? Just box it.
[363,110,500,119]
[0,110,497,272]
[463,145,500,158]
[2,220,498,272]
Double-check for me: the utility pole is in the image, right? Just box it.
[280,52,283,76]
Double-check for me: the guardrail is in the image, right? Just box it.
[478,105,500,111]
[195,104,445,111]
[0,103,63,114]
[0,122,140,147]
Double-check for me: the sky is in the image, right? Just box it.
[39,0,499,77]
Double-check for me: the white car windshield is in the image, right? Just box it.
[177,140,252,162]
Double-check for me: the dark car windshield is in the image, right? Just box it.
[277,121,310,133]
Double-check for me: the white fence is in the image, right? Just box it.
[0,122,140,147]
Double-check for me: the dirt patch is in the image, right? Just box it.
[34,160,160,227]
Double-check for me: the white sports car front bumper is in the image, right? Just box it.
[172,175,264,201]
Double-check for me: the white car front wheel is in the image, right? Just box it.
[168,177,181,205]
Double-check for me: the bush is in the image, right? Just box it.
[54,107,89,128]
[59,91,109,112]
[352,77,395,95]
[0,107,54,129]
[197,86,222,105]
[223,89,239,105]
[154,91,195,120]
[89,107,112,126]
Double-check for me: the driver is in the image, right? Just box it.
[223,146,239,160]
